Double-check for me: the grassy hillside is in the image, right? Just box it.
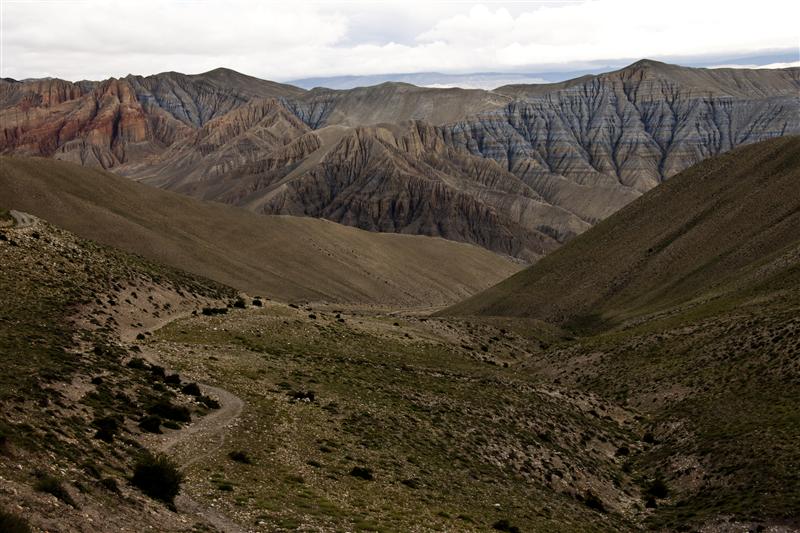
[444,136,800,328]
[0,213,241,531]
[0,156,520,306]
[442,136,800,529]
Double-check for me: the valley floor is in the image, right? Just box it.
[137,302,647,532]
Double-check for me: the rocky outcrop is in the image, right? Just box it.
[441,61,800,223]
[0,68,305,169]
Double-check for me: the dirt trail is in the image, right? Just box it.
[10,209,36,228]
[151,381,247,533]
[139,346,247,531]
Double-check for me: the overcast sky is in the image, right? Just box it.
[1,0,798,82]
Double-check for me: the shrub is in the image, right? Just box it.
[349,466,373,480]
[584,491,606,513]
[290,390,315,402]
[93,416,120,442]
[164,374,181,385]
[34,475,76,507]
[252,298,263,307]
[131,452,183,505]
[126,357,147,370]
[147,399,191,422]
[201,307,227,316]
[162,420,181,430]
[100,477,120,493]
[492,519,520,533]
[199,395,220,409]
[138,415,162,434]
[181,382,201,396]
[0,508,31,533]
[646,476,669,499]
[228,450,252,464]
[615,446,630,456]
[233,297,246,309]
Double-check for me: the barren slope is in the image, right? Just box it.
[443,135,800,323]
[441,135,800,531]
[0,156,520,306]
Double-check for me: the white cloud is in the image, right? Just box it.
[709,61,800,69]
[1,0,798,81]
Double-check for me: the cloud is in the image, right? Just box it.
[1,0,798,81]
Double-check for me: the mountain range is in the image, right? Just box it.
[3,60,798,261]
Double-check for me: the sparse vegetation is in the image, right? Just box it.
[492,519,520,533]
[131,452,183,506]
[34,474,76,507]
[0,508,31,533]
[228,450,252,464]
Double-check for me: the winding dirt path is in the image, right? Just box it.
[156,383,247,533]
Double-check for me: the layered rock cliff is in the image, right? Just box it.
[3,60,798,260]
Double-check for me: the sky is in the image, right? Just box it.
[1,0,798,82]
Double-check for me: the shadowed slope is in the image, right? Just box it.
[0,156,520,306]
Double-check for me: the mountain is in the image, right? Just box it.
[441,136,800,528]
[2,61,798,259]
[0,156,520,306]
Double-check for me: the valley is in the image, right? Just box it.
[2,137,798,532]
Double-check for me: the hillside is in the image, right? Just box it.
[441,137,800,529]
[2,61,798,259]
[0,212,240,531]
[0,156,520,306]
[443,136,800,324]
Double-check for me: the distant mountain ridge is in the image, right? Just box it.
[2,60,798,260]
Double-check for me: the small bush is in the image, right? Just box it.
[138,415,162,434]
[0,508,31,533]
[164,374,181,385]
[201,307,228,316]
[147,399,191,422]
[646,476,669,499]
[199,395,220,409]
[252,298,263,307]
[93,416,120,442]
[349,466,373,480]
[181,382,201,396]
[162,420,181,430]
[100,477,120,493]
[584,491,606,513]
[233,297,246,309]
[492,519,520,533]
[34,475,76,507]
[228,450,252,464]
[290,390,315,402]
[126,358,147,370]
[131,452,183,505]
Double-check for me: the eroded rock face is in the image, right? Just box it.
[2,61,798,260]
